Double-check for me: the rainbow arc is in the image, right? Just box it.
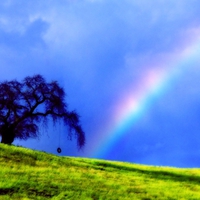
[92,36,200,158]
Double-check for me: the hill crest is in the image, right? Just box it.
[0,144,200,199]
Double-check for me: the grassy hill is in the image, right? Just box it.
[0,144,200,200]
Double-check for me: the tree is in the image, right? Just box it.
[0,74,85,149]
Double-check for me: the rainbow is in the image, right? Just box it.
[92,34,200,158]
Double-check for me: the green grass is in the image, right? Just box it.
[1,144,200,199]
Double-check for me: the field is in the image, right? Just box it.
[0,144,200,199]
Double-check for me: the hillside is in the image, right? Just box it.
[0,144,200,199]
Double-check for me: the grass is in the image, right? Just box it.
[0,144,200,199]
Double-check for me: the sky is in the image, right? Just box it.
[1,0,200,168]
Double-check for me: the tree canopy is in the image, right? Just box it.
[0,74,85,149]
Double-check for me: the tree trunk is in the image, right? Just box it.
[0,125,15,145]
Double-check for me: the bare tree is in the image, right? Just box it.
[0,74,85,149]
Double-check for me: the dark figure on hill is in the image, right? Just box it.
[0,74,85,149]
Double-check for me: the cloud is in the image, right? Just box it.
[1,0,200,166]
[0,18,50,80]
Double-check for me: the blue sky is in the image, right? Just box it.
[1,0,200,167]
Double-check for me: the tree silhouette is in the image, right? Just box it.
[0,74,85,149]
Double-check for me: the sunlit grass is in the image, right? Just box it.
[0,144,200,199]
